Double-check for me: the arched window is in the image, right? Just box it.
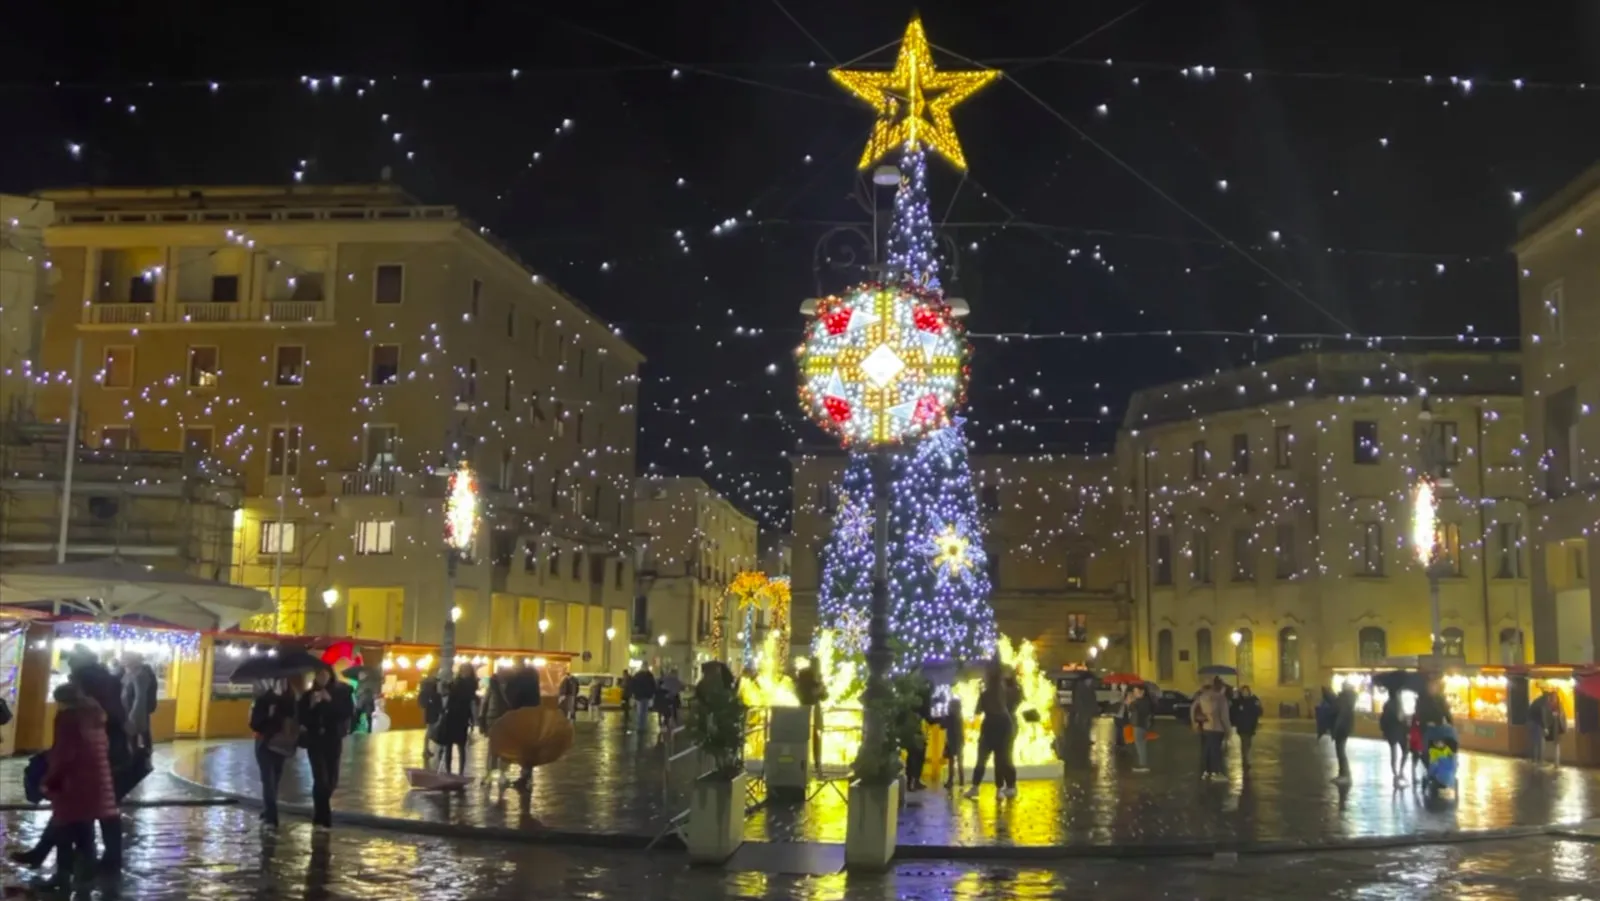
[1278,627,1302,685]
[1195,628,1213,671]
[1499,627,1525,665]
[1157,629,1174,681]
[1441,627,1466,659]
[1358,627,1387,664]
[1235,628,1255,683]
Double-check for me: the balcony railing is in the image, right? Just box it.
[86,303,159,325]
[337,470,398,496]
[267,300,328,322]
[82,298,333,327]
[178,301,247,323]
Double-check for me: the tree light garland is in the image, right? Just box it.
[443,461,479,553]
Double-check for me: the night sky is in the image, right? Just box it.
[2,1,1597,530]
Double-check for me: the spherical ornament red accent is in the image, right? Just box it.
[824,396,852,423]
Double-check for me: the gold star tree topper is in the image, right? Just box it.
[829,16,999,171]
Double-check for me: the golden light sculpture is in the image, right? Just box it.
[1411,477,1438,565]
[829,15,1000,171]
[930,524,973,576]
[443,461,478,552]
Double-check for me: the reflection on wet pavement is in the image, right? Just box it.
[174,717,1600,848]
[0,803,1597,900]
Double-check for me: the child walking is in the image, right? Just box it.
[941,695,965,791]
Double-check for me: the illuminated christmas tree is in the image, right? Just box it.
[815,454,876,658]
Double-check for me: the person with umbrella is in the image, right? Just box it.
[249,676,300,828]
[298,666,351,828]
[438,663,479,775]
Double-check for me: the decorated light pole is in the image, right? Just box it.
[439,460,478,687]
[1412,396,1455,659]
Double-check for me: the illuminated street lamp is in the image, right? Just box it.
[321,588,339,608]
[657,634,668,647]
[440,461,478,685]
[605,627,616,640]
[1097,636,1110,651]
[538,618,550,635]
[1230,631,1243,647]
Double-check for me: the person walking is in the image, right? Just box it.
[478,667,511,736]
[119,652,158,754]
[249,678,299,828]
[438,664,479,775]
[1128,683,1155,773]
[657,669,684,732]
[628,666,657,735]
[966,663,1020,799]
[38,684,118,891]
[559,671,580,721]
[1191,678,1231,780]
[298,668,348,828]
[1332,682,1358,786]
[1231,685,1263,772]
[1379,689,1409,786]
[418,670,443,765]
[1528,690,1550,765]
[506,662,543,710]
[1545,692,1569,767]
[941,693,966,791]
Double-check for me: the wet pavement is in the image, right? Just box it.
[0,802,1598,899]
[170,718,1600,852]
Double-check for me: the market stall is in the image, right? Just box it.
[377,644,576,731]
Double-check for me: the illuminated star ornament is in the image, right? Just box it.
[829,15,1000,171]
[796,282,969,447]
[929,524,974,576]
[443,461,479,552]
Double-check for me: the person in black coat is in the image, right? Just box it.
[506,664,543,710]
[418,671,443,765]
[249,679,299,828]
[298,667,349,827]
[437,664,479,774]
[1230,685,1264,770]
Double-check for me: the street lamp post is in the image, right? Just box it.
[440,461,479,688]
[1413,396,1455,660]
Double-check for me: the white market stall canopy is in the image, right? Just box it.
[0,559,271,632]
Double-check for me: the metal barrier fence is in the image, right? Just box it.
[646,720,768,850]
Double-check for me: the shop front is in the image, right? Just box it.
[377,645,576,731]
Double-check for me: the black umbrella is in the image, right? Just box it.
[1373,670,1429,694]
[342,664,380,681]
[231,649,328,682]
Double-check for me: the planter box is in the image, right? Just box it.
[845,779,899,871]
[687,772,746,864]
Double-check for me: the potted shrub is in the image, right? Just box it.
[684,668,748,864]
[846,671,928,870]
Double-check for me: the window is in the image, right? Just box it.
[554,401,566,437]
[470,278,482,319]
[557,334,567,366]
[1440,522,1462,575]
[1064,549,1088,588]
[268,425,302,477]
[1432,420,1461,465]
[1499,627,1524,665]
[550,472,562,509]
[632,595,648,633]
[504,374,513,412]
[465,358,478,402]
[273,346,305,387]
[1154,534,1173,585]
[99,426,132,450]
[188,346,219,389]
[101,346,134,388]
[363,424,397,470]
[210,274,240,302]
[1353,420,1380,464]
[578,348,586,378]
[615,561,625,590]
[1157,630,1174,681]
[1066,613,1088,642]
[980,484,1000,512]
[1231,433,1249,475]
[260,521,297,555]
[374,264,404,304]
[1358,522,1384,576]
[355,520,395,555]
[1235,628,1255,682]
[523,541,540,574]
[589,556,605,585]
[1231,528,1254,581]
[1358,627,1387,664]
[370,344,400,386]
[1191,531,1213,584]
[1495,522,1523,578]
[531,318,543,355]
[1544,280,1565,344]
[575,412,584,443]
[183,426,213,456]
[1274,425,1292,468]
[1546,387,1580,497]
[1274,524,1296,579]
[1196,628,1213,671]
[1574,543,1587,581]
[127,273,156,304]
[549,548,560,577]
[506,305,516,338]
[571,551,583,581]
[1440,627,1466,660]
[1278,627,1302,685]
[1191,440,1208,480]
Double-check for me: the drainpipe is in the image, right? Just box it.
[1476,404,1494,661]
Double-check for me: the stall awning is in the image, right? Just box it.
[0,559,271,632]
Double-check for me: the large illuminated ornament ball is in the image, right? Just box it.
[796,282,969,448]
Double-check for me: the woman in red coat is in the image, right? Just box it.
[42,683,118,889]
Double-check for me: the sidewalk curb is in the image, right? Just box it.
[0,798,236,813]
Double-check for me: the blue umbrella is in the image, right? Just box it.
[1198,665,1238,677]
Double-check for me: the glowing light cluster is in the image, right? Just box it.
[1411,476,1438,565]
[829,16,999,171]
[797,283,968,448]
[443,461,479,553]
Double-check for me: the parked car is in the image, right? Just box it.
[1153,689,1194,723]
[572,673,624,711]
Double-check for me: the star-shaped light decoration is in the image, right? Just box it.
[929,524,974,576]
[829,15,1000,171]
[797,283,968,447]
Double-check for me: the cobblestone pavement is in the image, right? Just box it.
[0,803,1597,900]
[173,718,1600,849]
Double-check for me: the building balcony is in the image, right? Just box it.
[81,298,334,329]
[327,469,429,497]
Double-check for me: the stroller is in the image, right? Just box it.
[1421,723,1459,798]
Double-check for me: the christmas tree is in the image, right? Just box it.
[815,453,875,658]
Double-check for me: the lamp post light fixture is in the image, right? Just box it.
[1230,631,1243,647]
[321,588,339,609]
[450,605,463,623]
[605,627,616,640]
[1088,645,1100,661]
[537,618,550,635]
[1097,636,1110,651]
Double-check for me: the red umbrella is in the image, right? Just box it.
[1577,672,1600,700]
[1101,672,1145,686]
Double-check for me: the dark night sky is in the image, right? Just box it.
[3,1,1598,528]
